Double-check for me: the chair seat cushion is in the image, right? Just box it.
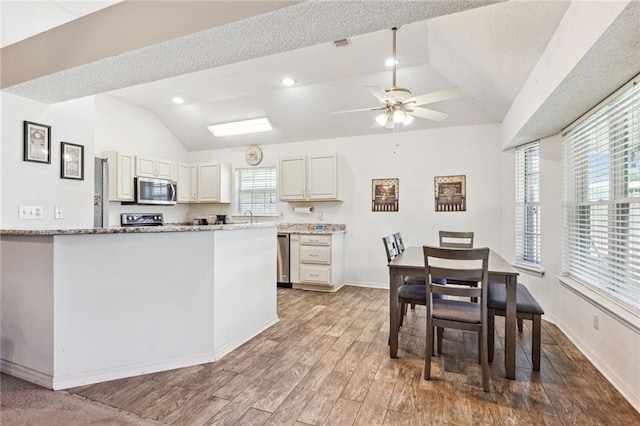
[433,299,481,324]
[487,283,544,314]
[398,284,443,303]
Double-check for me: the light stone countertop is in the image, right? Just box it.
[0,222,346,236]
[0,222,277,236]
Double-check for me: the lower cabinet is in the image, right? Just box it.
[291,233,345,292]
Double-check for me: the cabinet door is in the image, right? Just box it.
[176,163,190,203]
[279,157,306,200]
[155,159,174,179]
[308,154,338,199]
[198,163,220,202]
[136,156,156,177]
[189,165,199,202]
[118,153,135,200]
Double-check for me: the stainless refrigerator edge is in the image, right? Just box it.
[94,157,109,228]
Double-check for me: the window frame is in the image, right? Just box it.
[233,166,278,217]
[562,75,640,312]
[515,141,542,269]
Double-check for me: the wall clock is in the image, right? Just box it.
[245,145,263,166]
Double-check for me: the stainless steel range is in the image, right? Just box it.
[120,213,164,227]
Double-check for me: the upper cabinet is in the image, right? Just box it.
[136,156,175,180]
[176,162,190,203]
[102,151,135,202]
[279,154,342,201]
[194,162,232,203]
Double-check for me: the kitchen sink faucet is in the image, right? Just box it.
[244,209,253,224]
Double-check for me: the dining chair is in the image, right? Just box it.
[487,282,544,371]
[423,245,491,392]
[383,235,427,326]
[439,230,478,302]
[393,232,423,310]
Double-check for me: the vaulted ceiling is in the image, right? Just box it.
[2,1,638,151]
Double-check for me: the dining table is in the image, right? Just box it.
[388,246,519,380]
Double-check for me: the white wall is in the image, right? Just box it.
[94,95,191,225]
[190,123,504,287]
[501,134,640,411]
[1,93,95,229]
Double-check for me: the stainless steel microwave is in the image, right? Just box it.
[135,177,176,205]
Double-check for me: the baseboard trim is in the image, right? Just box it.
[1,360,53,389]
[215,316,279,359]
[345,281,387,290]
[543,315,640,413]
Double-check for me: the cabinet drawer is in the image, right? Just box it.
[300,234,331,246]
[300,264,331,284]
[300,245,330,264]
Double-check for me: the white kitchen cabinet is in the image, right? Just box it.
[136,156,175,179]
[292,232,345,292]
[279,154,342,201]
[176,162,190,203]
[192,162,232,203]
[102,151,135,201]
[189,164,199,202]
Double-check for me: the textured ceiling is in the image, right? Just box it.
[2,0,638,151]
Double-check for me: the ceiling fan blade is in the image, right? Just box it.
[331,106,386,114]
[365,85,392,104]
[405,87,464,106]
[408,107,449,122]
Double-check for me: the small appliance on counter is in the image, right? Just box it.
[121,213,164,227]
[192,218,208,225]
[215,214,227,224]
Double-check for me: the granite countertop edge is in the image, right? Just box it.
[0,222,347,236]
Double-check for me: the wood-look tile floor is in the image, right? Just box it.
[70,286,639,425]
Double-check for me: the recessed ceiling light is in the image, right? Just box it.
[172,97,184,104]
[281,78,296,86]
[207,117,274,137]
[385,58,400,67]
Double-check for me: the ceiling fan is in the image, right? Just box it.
[336,27,464,128]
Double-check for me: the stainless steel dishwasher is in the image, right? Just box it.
[277,233,291,288]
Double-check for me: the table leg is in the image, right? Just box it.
[504,274,517,379]
[389,269,399,358]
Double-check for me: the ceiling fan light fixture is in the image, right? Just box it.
[402,115,414,126]
[207,117,273,137]
[376,112,389,127]
[281,77,296,86]
[392,108,406,123]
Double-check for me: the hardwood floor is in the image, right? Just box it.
[69,286,639,425]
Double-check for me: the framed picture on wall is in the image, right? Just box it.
[372,178,399,212]
[23,121,51,163]
[60,142,84,180]
[434,175,466,212]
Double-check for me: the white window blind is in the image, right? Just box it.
[234,167,277,216]
[563,78,640,310]
[516,141,541,267]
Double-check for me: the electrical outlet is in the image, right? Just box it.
[319,212,324,222]
[19,205,43,219]
[54,206,64,219]
[593,314,599,330]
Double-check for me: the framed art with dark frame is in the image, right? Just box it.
[372,178,399,212]
[60,142,84,180]
[23,121,51,163]
[434,175,466,212]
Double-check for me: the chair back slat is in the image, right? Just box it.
[423,246,489,301]
[382,235,399,262]
[393,232,405,253]
[439,231,474,248]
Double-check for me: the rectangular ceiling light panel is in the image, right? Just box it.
[207,117,273,137]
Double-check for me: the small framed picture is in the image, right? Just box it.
[372,178,399,212]
[60,142,84,180]
[434,175,466,212]
[23,121,51,163]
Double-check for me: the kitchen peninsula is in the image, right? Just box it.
[0,223,277,390]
